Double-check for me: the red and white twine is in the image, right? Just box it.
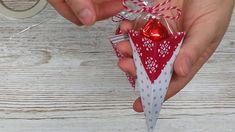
[113,0,181,22]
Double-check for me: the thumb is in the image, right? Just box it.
[65,0,96,25]
[174,20,218,76]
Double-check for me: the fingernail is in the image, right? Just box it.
[116,27,122,34]
[78,8,95,25]
[181,58,192,76]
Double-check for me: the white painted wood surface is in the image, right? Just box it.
[0,4,234,132]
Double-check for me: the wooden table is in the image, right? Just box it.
[0,4,234,132]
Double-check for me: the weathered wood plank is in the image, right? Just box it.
[0,4,234,132]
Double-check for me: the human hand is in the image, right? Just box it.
[48,0,124,25]
[115,0,235,112]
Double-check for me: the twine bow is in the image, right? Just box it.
[113,0,181,22]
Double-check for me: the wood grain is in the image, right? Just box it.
[0,4,234,132]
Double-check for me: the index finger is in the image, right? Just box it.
[94,0,124,21]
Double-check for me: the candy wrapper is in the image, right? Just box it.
[110,0,185,131]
